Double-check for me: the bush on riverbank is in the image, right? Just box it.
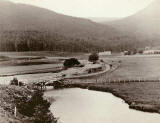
[16,90,57,123]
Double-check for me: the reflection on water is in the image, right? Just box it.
[45,88,160,123]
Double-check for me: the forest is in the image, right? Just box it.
[0,30,148,53]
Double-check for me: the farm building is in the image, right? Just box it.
[99,51,111,56]
[143,50,160,54]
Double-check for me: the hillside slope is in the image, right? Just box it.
[0,0,117,39]
[0,0,124,52]
[104,0,160,46]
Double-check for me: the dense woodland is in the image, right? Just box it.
[0,30,148,52]
[0,31,103,52]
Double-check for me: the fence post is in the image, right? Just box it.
[14,106,17,117]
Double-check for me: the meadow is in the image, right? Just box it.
[102,55,160,80]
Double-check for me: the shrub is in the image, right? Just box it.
[10,78,25,86]
[10,77,18,85]
[88,52,99,63]
[17,91,57,123]
[133,49,137,55]
[138,50,143,54]
[63,58,80,68]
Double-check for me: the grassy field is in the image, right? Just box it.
[71,55,160,82]
[0,56,63,76]
[0,52,67,76]
[100,55,160,80]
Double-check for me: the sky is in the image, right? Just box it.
[9,0,154,18]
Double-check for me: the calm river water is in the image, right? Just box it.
[44,88,160,123]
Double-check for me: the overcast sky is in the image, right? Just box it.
[9,0,154,17]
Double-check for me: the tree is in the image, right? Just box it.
[10,77,18,85]
[63,58,80,68]
[138,50,143,54]
[88,52,99,63]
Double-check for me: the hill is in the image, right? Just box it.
[2,0,157,52]
[104,0,160,47]
[0,0,124,52]
[0,0,117,38]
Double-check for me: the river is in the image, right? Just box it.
[44,88,160,123]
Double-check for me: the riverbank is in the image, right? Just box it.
[0,85,57,123]
[44,88,160,123]
[69,82,160,114]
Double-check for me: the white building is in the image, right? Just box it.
[99,51,111,56]
[143,50,160,54]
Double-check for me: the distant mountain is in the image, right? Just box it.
[0,0,118,39]
[2,0,157,52]
[104,0,160,46]
[0,0,125,52]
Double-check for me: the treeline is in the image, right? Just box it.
[0,31,149,52]
[0,31,104,52]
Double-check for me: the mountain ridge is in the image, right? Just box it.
[0,0,122,52]
[0,0,118,39]
[1,0,158,52]
[103,0,160,46]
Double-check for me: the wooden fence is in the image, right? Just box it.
[66,78,160,85]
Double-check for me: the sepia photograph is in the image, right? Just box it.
[0,0,160,122]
